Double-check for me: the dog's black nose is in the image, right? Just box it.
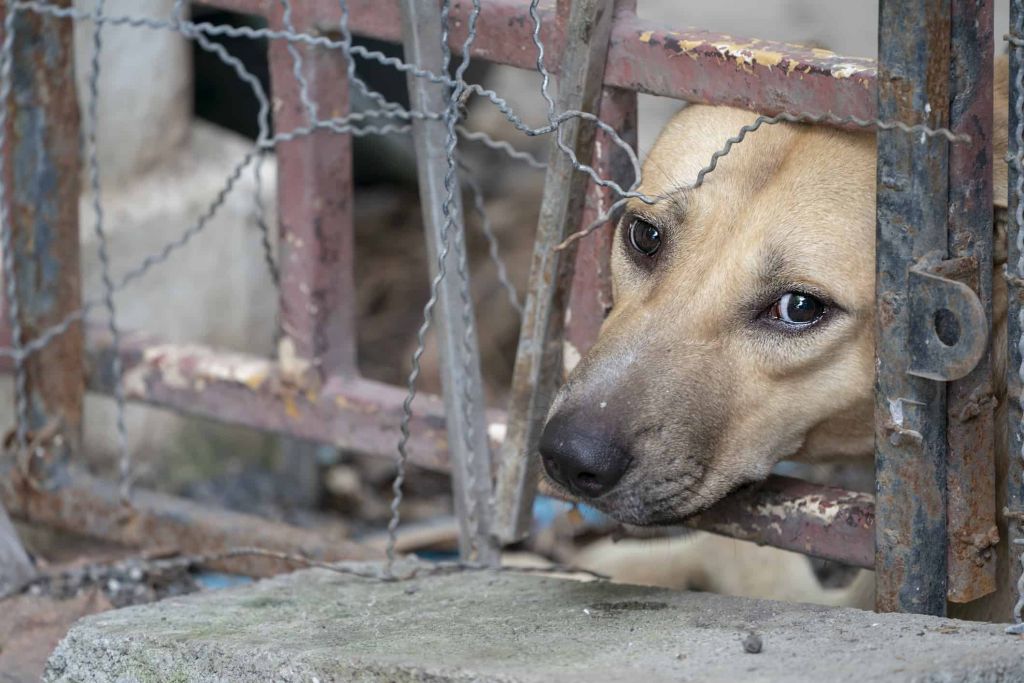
[538,412,631,498]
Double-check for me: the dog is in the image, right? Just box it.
[542,57,1012,619]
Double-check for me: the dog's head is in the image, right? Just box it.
[540,105,881,525]
[540,71,1011,526]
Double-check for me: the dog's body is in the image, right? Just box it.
[547,58,1013,618]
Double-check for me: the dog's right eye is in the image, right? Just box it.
[628,219,661,257]
[768,292,826,327]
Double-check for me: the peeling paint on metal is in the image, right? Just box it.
[141,344,270,391]
[563,340,581,374]
[889,398,904,427]
[487,422,507,444]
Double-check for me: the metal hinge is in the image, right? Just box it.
[907,256,988,382]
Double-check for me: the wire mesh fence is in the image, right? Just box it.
[0,0,1018,628]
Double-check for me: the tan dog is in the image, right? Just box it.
[543,58,1012,617]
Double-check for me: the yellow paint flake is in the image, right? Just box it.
[747,49,784,69]
[284,394,299,419]
[638,30,653,43]
[243,372,266,391]
[831,63,865,79]
[676,39,705,53]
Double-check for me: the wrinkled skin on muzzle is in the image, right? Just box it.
[543,308,734,525]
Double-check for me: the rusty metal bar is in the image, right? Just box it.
[544,475,876,570]
[564,84,636,366]
[1006,0,1024,631]
[564,0,639,364]
[77,328,501,473]
[267,1,357,516]
[492,0,616,544]
[686,477,875,569]
[398,0,497,564]
[945,0,997,605]
[198,0,876,123]
[0,465,379,577]
[269,5,357,380]
[874,0,951,615]
[0,1,82,482]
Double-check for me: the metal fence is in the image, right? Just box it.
[0,0,1019,626]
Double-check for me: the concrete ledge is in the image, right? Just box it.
[45,562,1024,683]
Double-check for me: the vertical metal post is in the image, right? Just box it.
[0,2,83,483]
[875,0,951,615]
[399,0,498,564]
[269,7,357,507]
[270,9,357,380]
[564,82,637,366]
[1006,0,1024,631]
[945,0,997,605]
[492,0,617,543]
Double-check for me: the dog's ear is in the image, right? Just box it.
[995,54,1009,210]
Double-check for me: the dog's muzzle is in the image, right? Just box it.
[538,410,632,498]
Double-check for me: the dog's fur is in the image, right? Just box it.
[550,57,1012,617]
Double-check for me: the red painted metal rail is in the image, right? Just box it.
[200,0,876,122]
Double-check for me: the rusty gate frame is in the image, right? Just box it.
[0,0,1014,617]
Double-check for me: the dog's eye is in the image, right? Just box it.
[628,219,661,257]
[769,292,825,327]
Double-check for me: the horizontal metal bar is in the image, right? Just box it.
[0,465,379,577]
[78,328,506,473]
[685,476,875,569]
[545,475,875,569]
[196,0,876,121]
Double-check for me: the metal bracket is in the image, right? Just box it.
[907,257,988,382]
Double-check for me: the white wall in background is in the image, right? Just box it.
[74,0,191,185]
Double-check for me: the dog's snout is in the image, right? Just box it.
[538,412,631,498]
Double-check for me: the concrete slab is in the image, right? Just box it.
[44,562,1024,683]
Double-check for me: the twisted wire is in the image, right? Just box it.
[449,0,490,561]
[460,163,523,316]
[83,0,133,500]
[0,0,28,457]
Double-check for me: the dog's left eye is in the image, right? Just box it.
[628,219,661,257]
[768,292,826,327]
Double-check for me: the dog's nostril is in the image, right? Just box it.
[572,471,612,497]
[538,413,631,498]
